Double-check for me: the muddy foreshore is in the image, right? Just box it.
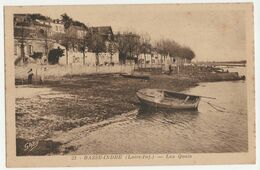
[15,68,245,156]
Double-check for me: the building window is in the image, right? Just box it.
[28,45,33,55]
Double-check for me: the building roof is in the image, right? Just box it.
[70,25,87,31]
[14,13,52,28]
[15,20,51,28]
[89,26,113,35]
[71,21,88,30]
[34,20,51,28]
[14,13,52,21]
[14,14,28,16]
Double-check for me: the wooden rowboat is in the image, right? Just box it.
[120,73,150,80]
[136,89,201,110]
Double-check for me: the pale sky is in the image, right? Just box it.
[22,4,247,61]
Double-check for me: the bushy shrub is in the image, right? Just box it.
[48,47,64,65]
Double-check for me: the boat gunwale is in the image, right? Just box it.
[137,92,198,106]
[137,88,201,99]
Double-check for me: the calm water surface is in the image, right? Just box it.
[73,67,248,154]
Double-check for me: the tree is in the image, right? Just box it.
[79,38,87,65]
[48,47,64,65]
[155,40,169,65]
[59,14,74,64]
[61,13,73,29]
[85,33,106,66]
[127,33,140,64]
[43,27,52,63]
[107,41,117,64]
[177,46,195,61]
[140,34,152,67]
[115,31,141,64]
[115,32,128,64]
[79,32,93,65]
[155,39,195,64]
[134,39,142,64]
[59,34,71,65]
[155,40,179,60]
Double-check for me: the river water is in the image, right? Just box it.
[72,67,248,154]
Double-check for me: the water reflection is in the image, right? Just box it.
[137,107,199,128]
[138,105,199,116]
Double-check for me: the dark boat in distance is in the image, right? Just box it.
[137,89,201,110]
[120,72,150,80]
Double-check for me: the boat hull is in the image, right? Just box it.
[137,89,200,111]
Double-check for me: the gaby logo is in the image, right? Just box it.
[24,140,39,152]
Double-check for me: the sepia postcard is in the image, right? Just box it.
[5,3,255,167]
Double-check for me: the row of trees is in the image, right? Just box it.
[115,31,195,65]
[155,39,195,60]
[54,13,196,65]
